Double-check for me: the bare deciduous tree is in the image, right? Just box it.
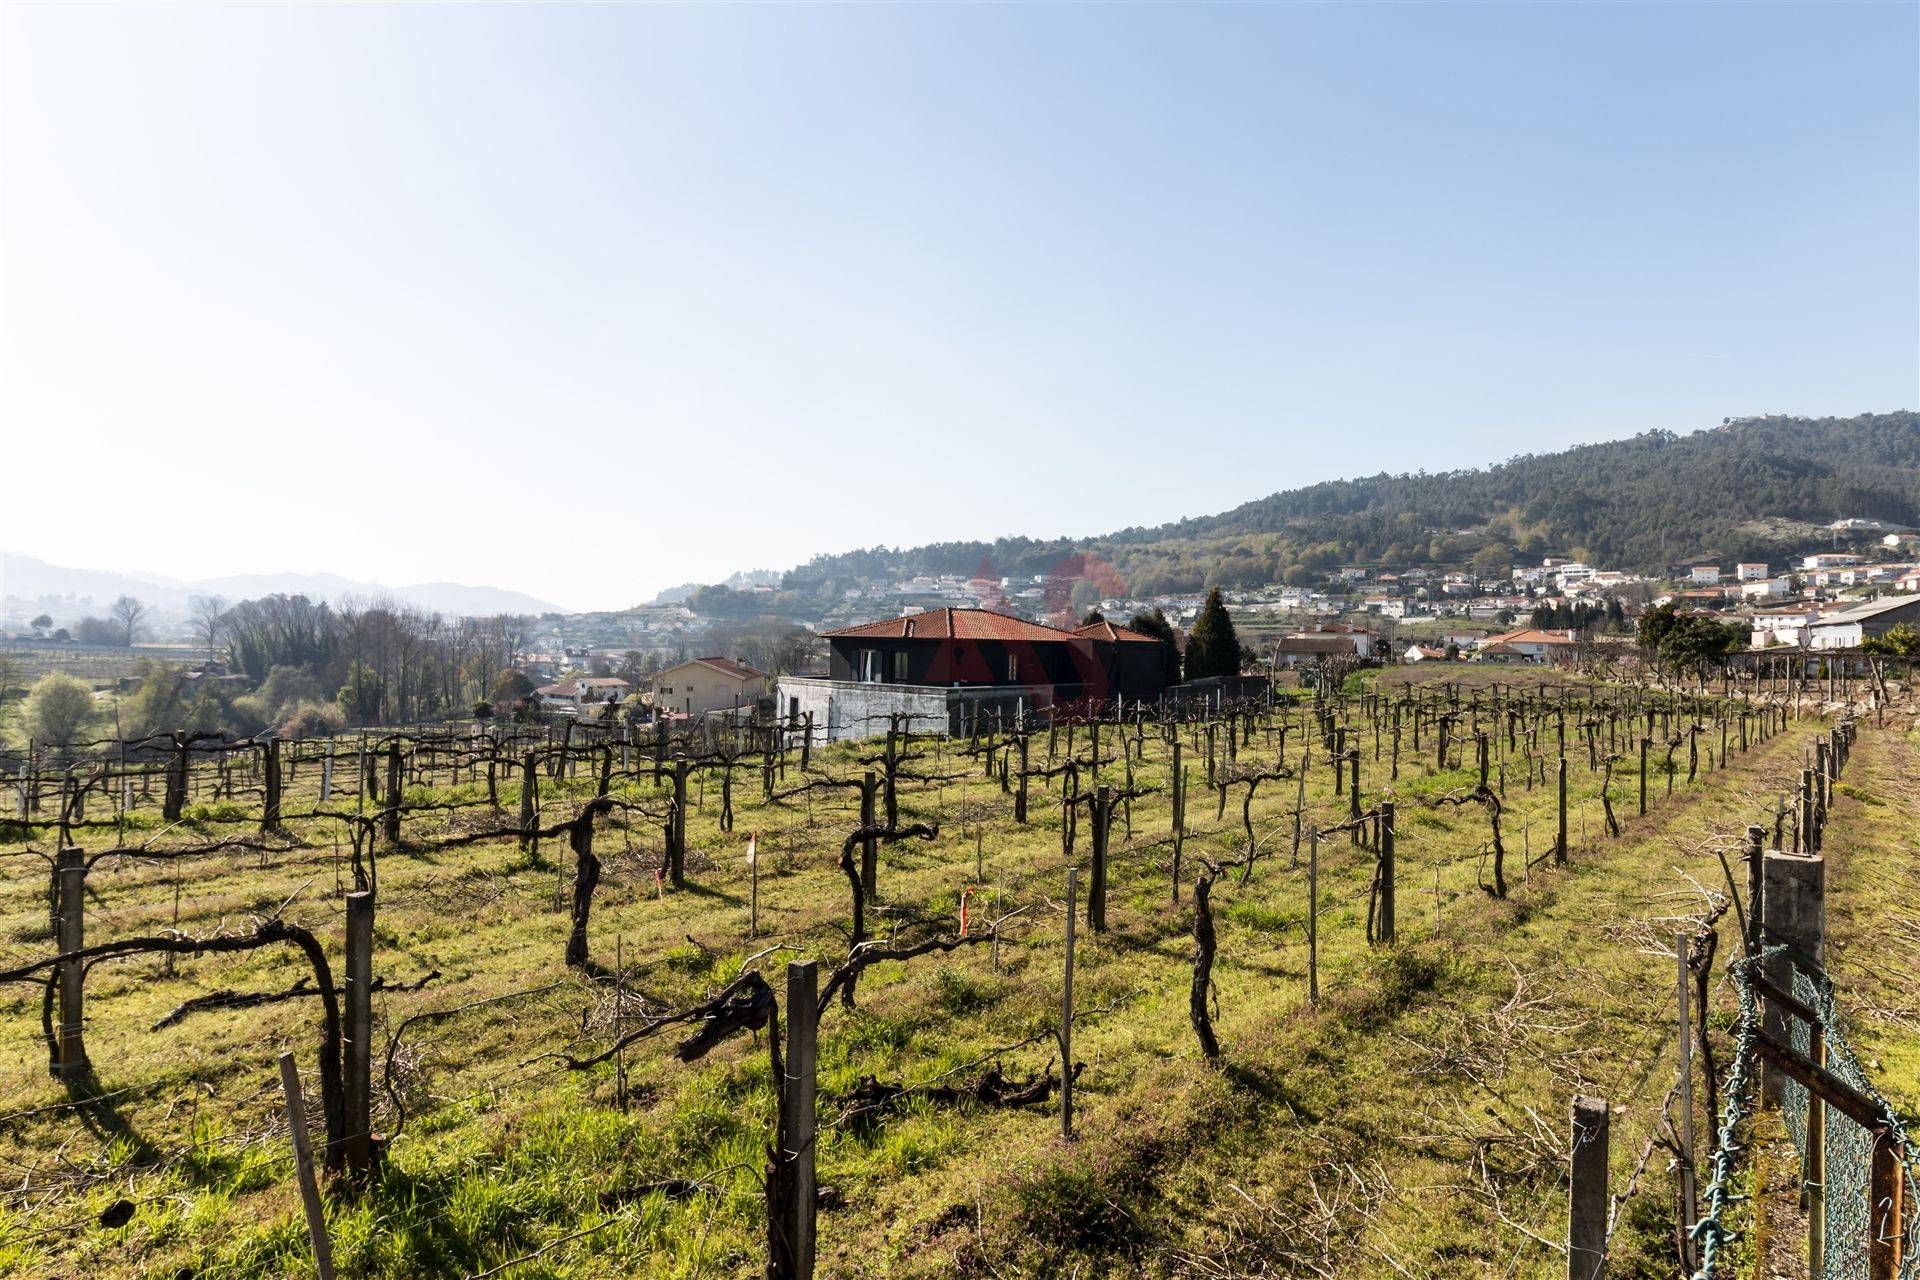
[110,595,148,647]
[189,594,227,667]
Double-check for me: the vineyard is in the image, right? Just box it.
[0,670,1913,1279]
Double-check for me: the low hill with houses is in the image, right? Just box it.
[774,412,1919,599]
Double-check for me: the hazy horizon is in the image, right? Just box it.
[4,4,1916,612]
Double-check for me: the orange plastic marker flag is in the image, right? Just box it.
[960,885,977,936]
[654,868,665,900]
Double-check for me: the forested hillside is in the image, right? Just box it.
[784,413,1920,594]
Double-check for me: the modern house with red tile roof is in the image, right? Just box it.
[1476,641,1528,663]
[1073,619,1171,695]
[782,608,1174,740]
[1476,628,1580,664]
[821,608,1168,700]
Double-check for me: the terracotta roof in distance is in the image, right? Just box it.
[1074,620,1162,643]
[683,656,767,680]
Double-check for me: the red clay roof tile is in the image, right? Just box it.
[824,608,1081,643]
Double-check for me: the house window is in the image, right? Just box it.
[890,651,909,682]
[1006,654,1020,682]
[857,649,880,683]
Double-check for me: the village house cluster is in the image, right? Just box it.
[485,514,1920,731]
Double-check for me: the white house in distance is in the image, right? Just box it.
[1748,606,1824,649]
[1803,553,1862,571]
[1364,595,1412,619]
[1555,563,1595,587]
[1690,566,1722,585]
[1736,562,1770,582]
[653,656,769,718]
[1740,577,1792,601]
[1806,594,1920,650]
[536,677,631,712]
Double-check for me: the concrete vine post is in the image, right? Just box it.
[1568,1095,1610,1280]
[1060,866,1078,1141]
[771,960,818,1280]
[343,890,374,1178]
[55,848,86,1079]
[859,770,878,900]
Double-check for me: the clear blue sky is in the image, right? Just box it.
[3,3,1914,612]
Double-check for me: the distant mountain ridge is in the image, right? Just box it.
[778,412,1920,595]
[0,553,567,621]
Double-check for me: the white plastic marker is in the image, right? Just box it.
[747,832,760,937]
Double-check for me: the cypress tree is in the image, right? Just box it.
[1184,589,1244,680]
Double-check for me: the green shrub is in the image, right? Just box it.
[1011,1159,1144,1256]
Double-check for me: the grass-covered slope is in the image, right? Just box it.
[0,682,1883,1278]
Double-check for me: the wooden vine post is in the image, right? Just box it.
[381,740,403,845]
[670,755,688,888]
[278,1052,337,1280]
[1170,741,1184,902]
[164,732,189,822]
[1378,802,1396,945]
[1555,755,1568,864]
[262,736,282,832]
[518,750,538,854]
[1014,735,1030,824]
[1088,786,1110,933]
[1308,829,1320,1005]
[1638,737,1650,816]
[859,771,878,900]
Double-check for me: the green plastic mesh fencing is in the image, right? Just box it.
[1693,949,1918,1280]
[1789,960,1918,1279]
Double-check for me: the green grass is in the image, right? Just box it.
[1820,724,1920,1117]
[0,686,1864,1277]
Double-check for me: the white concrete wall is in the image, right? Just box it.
[777,677,952,743]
